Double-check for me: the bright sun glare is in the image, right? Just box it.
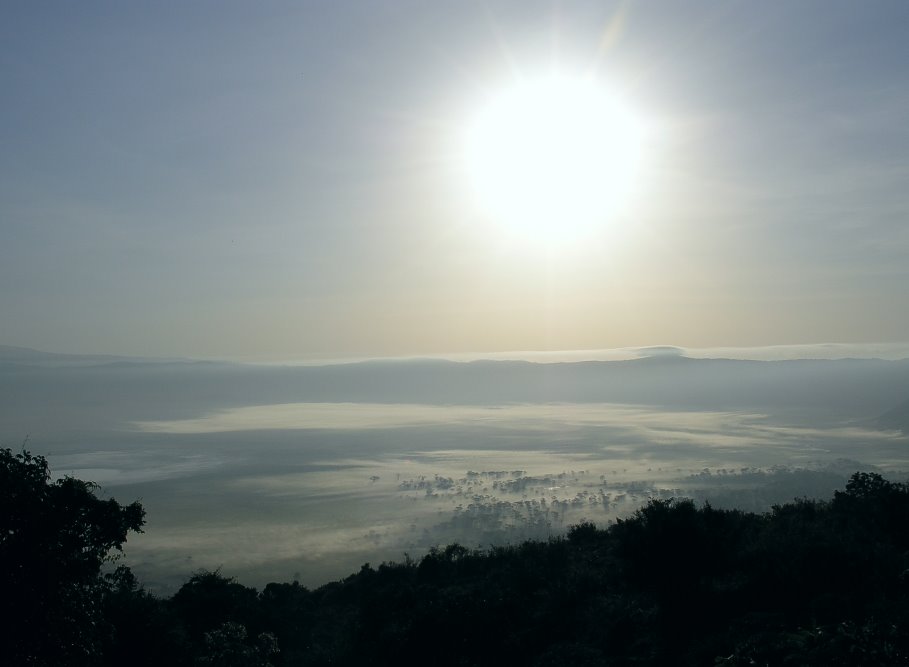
[463,72,646,245]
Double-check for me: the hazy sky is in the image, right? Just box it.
[3,1,908,361]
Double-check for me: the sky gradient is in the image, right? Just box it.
[3,1,908,361]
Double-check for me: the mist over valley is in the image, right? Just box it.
[3,344,907,592]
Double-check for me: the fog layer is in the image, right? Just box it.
[2,346,907,591]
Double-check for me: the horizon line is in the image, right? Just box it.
[5,341,909,367]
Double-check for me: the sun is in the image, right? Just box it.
[462,71,646,245]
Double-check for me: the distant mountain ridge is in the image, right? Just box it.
[0,345,190,368]
[3,344,909,434]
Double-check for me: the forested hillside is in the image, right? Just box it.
[2,448,908,666]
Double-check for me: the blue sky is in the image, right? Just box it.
[2,1,908,360]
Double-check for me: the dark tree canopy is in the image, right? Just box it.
[3,446,909,666]
[0,448,145,665]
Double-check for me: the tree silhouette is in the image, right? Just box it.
[0,447,144,665]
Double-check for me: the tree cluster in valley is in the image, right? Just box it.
[2,447,909,666]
